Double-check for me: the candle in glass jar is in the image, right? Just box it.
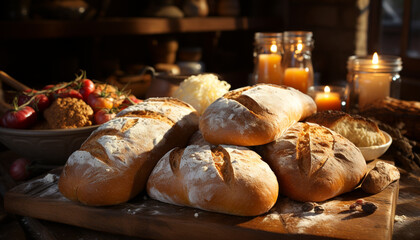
[314,86,342,111]
[257,44,282,84]
[283,67,309,93]
[257,54,282,84]
[358,53,391,108]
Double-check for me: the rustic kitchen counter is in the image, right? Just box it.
[1,150,419,240]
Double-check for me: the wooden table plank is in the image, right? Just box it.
[3,168,398,240]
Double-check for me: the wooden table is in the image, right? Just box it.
[1,151,420,240]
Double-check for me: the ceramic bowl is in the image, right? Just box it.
[359,130,392,161]
[0,125,98,165]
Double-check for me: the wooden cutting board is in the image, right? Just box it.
[4,167,398,240]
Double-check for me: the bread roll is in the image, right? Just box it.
[260,122,367,202]
[199,84,317,146]
[305,110,386,147]
[147,144,279,216]
[361,161,400,194]
[58,98,199,206]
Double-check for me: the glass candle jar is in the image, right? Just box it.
[307,85,348,112]
[347,53,402,111]
[251,32,283,85]
[282,31,314,93]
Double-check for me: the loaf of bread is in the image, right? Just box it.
[360,97,420,142]
[147,144,279,216]
[58,98,199,206]
[260,122,367,202]
[305,110,386,147]
[199,84,317,146]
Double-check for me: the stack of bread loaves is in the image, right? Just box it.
[59,83,368,216]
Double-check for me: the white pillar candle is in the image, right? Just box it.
[357,53,391,108]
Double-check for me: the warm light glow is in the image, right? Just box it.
[372,52,379,64]
[297,43,303,51]
[270,44,277,53]
[324,86,331,93]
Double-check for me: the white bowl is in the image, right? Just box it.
[359,130,392,161]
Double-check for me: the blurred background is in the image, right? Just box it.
[0,0,418,100]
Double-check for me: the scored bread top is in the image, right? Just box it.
[147,144,279,216]
[305,110,386,147]
[199,84,316,146]
[117,97,198,126]
[262,122,367,202]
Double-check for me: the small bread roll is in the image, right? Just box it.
[362,161,400,194]
[147,144,279,216]
[305,110,386,147]
[260,122,367,202]
[200,84,317,146]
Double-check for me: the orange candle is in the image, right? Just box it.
[283,67,309,93]
[257,54,282,84]
[315,86,342,111]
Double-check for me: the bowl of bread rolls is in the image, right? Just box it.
[358,130,392,161]
[306,110,392,161]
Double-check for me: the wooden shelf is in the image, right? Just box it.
[0,17,281,39]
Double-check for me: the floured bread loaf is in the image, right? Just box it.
[147,144,279,216]
[200,84,317,146]
[58,98,199,206]
[305,110,386,147]
[260,122,367,202]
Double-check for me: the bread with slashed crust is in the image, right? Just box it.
[58,98,199,206]
[199,84,317,146]
[147,144,279,216]
[260,122,367,202]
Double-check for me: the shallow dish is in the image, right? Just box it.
[0,125,98,165]
[359,130,392,161]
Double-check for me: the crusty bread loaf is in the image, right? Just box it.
[305,110,386,147]
[58,98,199,206]
[260,122,367,202]
[199,84,317,146]
[360,97,420,142]
[147,144,279,216]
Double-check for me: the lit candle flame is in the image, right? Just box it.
[297,43,303,51]
[270,44,277,53]
[372,52,379,64]
[324,86,331,93]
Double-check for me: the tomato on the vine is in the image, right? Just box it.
[79,79,95,102]
[55,88,83,99]
[1,105,37,129]
[17,89,50,112]
[94,108,117,124]
[87,91,114,112]
[119,95,143,110]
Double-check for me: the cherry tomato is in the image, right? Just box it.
[17,89,50,112]
[119,95,143,110]
[94,108,117,124]
[55,88,83,100]
[1,106,37,129]
[79,79,95,102]
[9,158,32,181]
[87,92,114,112]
